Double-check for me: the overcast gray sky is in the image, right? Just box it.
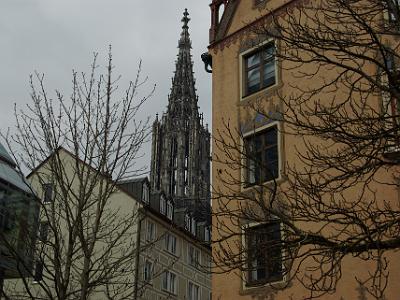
[0,0,212,173]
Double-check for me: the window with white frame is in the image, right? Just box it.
[146,220,156,241]
[142,183,149,204]
[143,260,153,282]
[165,233,177,255]
[204,226,211,242]
[188,281,200,300]
[244,125,279,185]
[190,217,197,236]
[160,195,166,215]
[166,200,174,220]
[162,270,177,294]
[243,42,276,97]
[188,245,200,267]
[245,221,283,286]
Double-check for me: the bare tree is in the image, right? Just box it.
[1,48,155,300]
[212,1,400,299]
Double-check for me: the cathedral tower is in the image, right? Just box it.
[150,9,210,210]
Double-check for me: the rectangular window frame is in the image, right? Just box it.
[240,40,278,99]
[166,200,174,220]
[188,281,200,300]
[146,220,156,242]
[188,245,200,268]
[162,270,177,294]
[42,183,53,204]
[242,122,281,187]
[33,259,44,282]
[143,260,153,283]
[165,233,177,255]
[142,183,149,204]
[160,195,166,215]
[242,221,285,288]
[38,221,49,242]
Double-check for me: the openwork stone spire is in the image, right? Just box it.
[168,8,198,117]
[150,9,210,220]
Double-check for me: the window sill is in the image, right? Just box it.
[241,174,285,193]
[240,81,281,104]
[241,274,287,294]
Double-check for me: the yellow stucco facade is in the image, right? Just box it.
[209,0,400,299]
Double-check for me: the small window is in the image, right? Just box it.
[244,125,279,185]
[204,226,211,242]
[160,196,166,215]
[162,270,177,294]
[34,259,44,282]
[165,233,177,255]
[166,200,174,220]
[142,183,149,204]
[243,42,276,96]
[146,220,156,242]
[39,222,49,242]
[188,245,200,267]
[143,260,153,282]
[42,184,53,203]
[188,281,200,300]
[386,0,400,24]
[245,222,283,286]
[190,218,197,236]
[185,213,191,231]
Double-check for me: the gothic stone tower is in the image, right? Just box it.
[150,9,210,210]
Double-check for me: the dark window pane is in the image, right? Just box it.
[264,127,277,145]
[246,52,260,68]
[247,68,261,94]
[263,61,276,88]
[246,222,282,285]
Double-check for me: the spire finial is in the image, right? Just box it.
[182,8,190,28]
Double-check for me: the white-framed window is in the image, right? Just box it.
[243,124,280,185]
[142,183,149,204]
[160,195,166,215]
[146,220,156,242]
[188,281,200,300]
[42,183,53,203]
[143,260,153,282]
[204,226,211,242]
[244,221,283,286]
[241,41,277,97]
[188,245,200,267]
[166,200,174,220]
[190,217,197,236]
[165,233,177,255]
[162,270,177,294]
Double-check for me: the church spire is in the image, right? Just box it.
[168,9,197,116]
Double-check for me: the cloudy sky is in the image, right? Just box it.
[0,0,212,173]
